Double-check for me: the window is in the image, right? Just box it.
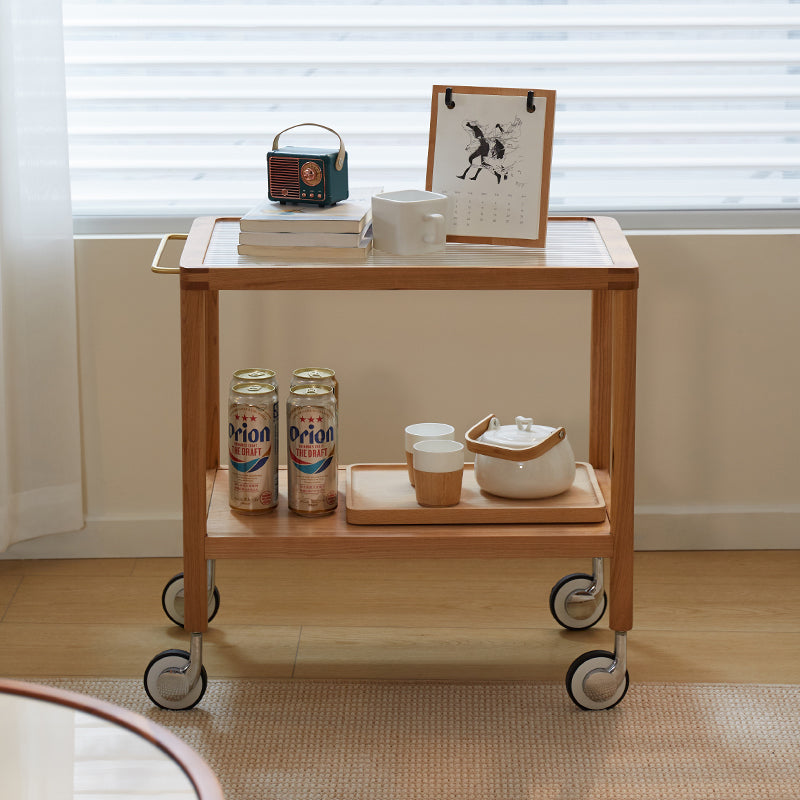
[63,1,800,229]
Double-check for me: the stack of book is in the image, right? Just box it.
[238,193,375,263]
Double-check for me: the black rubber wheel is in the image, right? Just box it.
[161,572,220,627]
[549,572,607,630]
[143,649,208,710]
[565,649,629,711]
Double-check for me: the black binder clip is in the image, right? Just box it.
[527,91,536,113]
[445,87,455,109]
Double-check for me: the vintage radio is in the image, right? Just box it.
[267,123,349,207]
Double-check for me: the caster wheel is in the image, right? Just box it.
[143,649,208,710]
[566,649,629,710]
[162,572,220,627]
[549,573,607,630]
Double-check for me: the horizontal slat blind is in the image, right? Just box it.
[62,1,800,221]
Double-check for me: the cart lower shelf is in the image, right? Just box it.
[204,466,612,560]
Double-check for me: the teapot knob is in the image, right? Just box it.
[515,416,534,431]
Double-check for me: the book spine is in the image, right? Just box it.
[239,219,365,234]
[238,230,363,247]
[237,242,372,262]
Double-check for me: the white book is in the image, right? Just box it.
[239,190,379,234]
[238,229,364,247]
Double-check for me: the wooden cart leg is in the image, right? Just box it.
[180,284,209,635]
[204,290,220,472]
[589,289,612,472]
[608,288,637,633]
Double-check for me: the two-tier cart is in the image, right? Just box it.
[148,215,638,711]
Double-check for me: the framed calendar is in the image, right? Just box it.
[426,85,556,247]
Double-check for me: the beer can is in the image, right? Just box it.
[228,382,278,514]
[287,385,338,516]
[230,368,279,430]
[290,367,337,406]
[229,368,278,392]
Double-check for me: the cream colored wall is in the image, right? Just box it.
[629,232,800,548]
[5,229,798,557]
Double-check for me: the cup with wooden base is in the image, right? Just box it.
[412,439,465,507]
[404,422,455,486]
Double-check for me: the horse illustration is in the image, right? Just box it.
[457,117,522,184]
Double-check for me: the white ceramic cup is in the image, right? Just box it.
[371,190,448,255]
[412,440,465,507]
[404,423,455,486]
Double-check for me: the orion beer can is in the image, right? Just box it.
[290,367,337,406]
[229,368,278,393]
[230,368,279,433]
[228,382,278,514]
[287,385,338,516]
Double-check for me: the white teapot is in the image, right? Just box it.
[465,414,576,499]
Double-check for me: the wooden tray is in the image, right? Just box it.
[345,462,606,525]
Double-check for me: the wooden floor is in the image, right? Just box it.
[0,551,798,683]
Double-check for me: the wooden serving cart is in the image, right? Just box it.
[148,216,638,710]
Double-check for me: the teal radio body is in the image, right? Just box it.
[267,124,349,207]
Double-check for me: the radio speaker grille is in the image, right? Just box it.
[268,156,301,199]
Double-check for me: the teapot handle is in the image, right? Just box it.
[465,414,566,462]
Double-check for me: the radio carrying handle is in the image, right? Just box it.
[271,123,346,171]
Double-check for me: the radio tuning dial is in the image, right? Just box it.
[300,161,322,187]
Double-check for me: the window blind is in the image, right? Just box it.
[62,1,800,226]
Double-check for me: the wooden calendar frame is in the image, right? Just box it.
[426,85,556,247]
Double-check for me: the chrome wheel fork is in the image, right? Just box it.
[566,557,604,621]
[584,631,628,703]
[206,559,216,607]
[156,632,203,701]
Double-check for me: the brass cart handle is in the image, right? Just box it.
[271,123,347,171]
[151,233,187,274]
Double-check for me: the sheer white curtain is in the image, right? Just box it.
[0,0,84,552]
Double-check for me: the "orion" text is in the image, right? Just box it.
[229,423,270,443]
[289,424,334,445]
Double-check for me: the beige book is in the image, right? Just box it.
[237,227,373,262]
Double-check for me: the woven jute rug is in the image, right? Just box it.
[35,679,800,800]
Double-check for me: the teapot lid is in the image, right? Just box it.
[479,416,558,450]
